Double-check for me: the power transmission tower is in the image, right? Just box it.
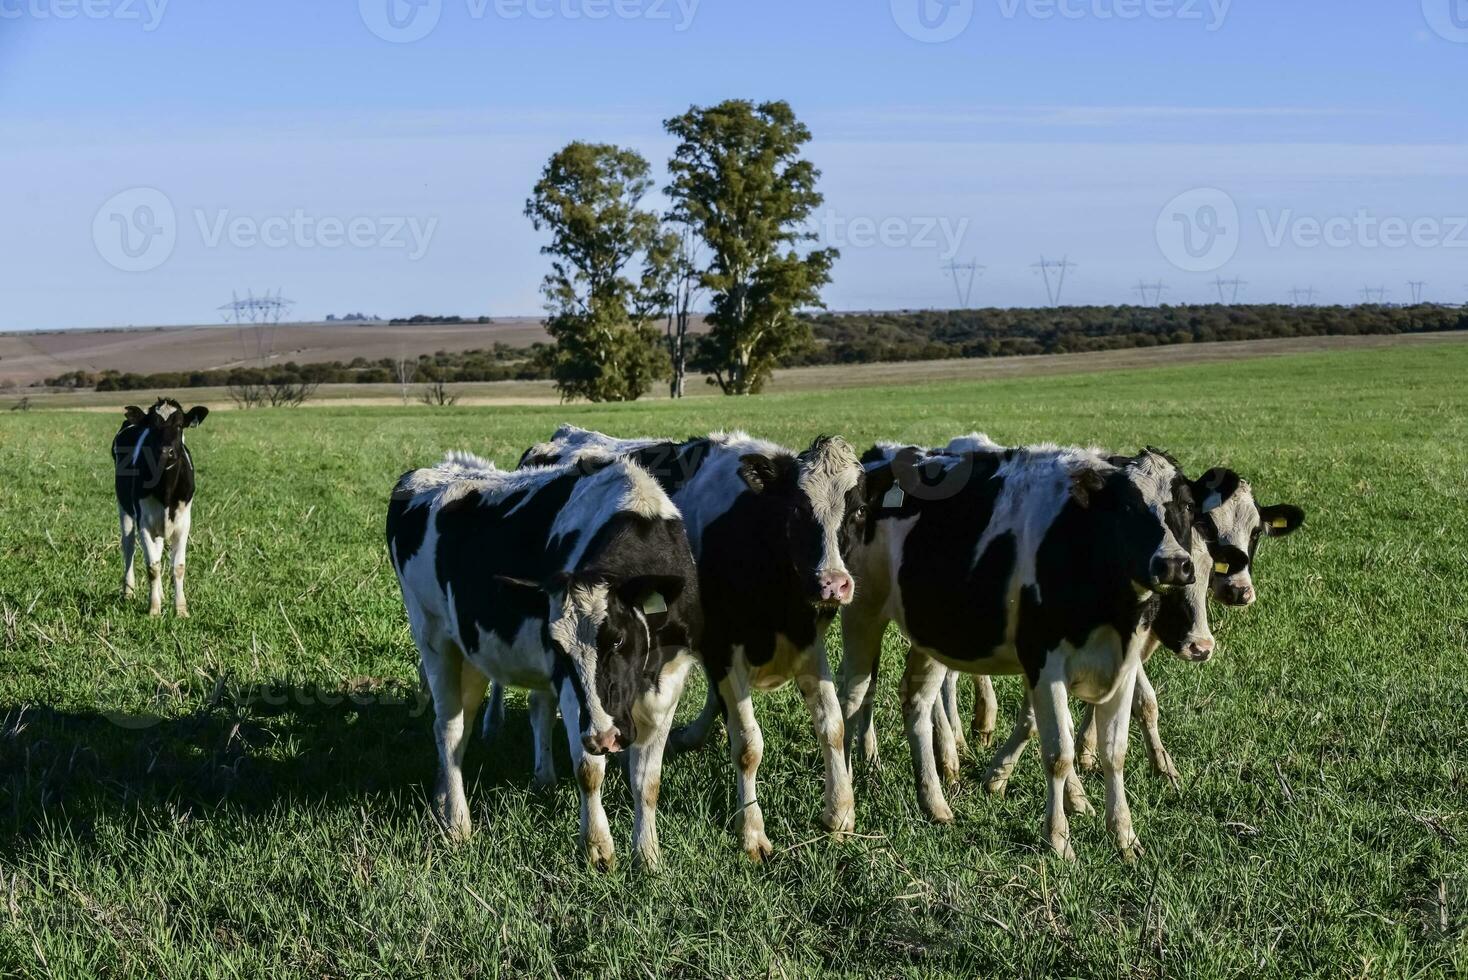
[219,288,294,367]
[1133,280,1167,306]
[942,260,985,309]
[1289,286,1318,306]
[1359,285,1390,305]
[1407,281,1427,304]
[1213,276,1248,304]
[1032,256,1077,307]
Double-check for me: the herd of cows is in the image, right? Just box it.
[112,397,1305,871]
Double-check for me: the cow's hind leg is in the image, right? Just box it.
[720,666,772,862]
[1133,668,1180,787]
[1029,659,1078,861]
[971,675,997,747]
[561,680,614,871]
[138,502,166,616]
[629,654,694,870]
[668,673,721,752]
[900,649,953,824]
[794,644,855,837]
[119,505,137,600]
[837,603,886,768]
[528,689,557,789]
[983,693,1035,797]
[931,668,962,790]
[479,682,506,741]
[420,637,483,840]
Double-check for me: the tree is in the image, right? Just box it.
[664,100,838,394]
[661,221,704,398]
[525,142,669,402]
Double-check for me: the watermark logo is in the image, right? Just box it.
[996,0,1232,31]
[1257,210,1468,250]
[0,0,169,31]
[1156,187,1239,273]
[360,0,441,42]
[1422,0,1468,42]
[93,187,177,273]
[891,0,974,42]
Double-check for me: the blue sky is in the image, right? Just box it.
[2,0,1465,330]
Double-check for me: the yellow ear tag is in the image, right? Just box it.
[641,592,668,616]
[1271,517,1289,529]
[1213,561,1230,575]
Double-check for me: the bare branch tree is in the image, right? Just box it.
[419,380,460,407]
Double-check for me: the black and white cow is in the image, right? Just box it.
[386,450,701,870]
[519,426,865,861]
[838,443,1210,859]
[112,398,209,617]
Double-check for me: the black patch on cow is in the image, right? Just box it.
[385,476,431,573]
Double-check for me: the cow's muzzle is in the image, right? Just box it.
[582,727,623,756]
[1149,554,1195,590]
[813,569,855,609]
[1214,582,1256,607]
[1176,635,1215,663]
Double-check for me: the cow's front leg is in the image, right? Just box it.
[837,602,886,768]
[900,648,953,823]
[167,502,192,617]
[118,506,137,600]
[1132,668,1179,787]
[420,641,482,840]
[1095,665,1143,860]
[794,645,855,837]
[139,522,166,616]
[1029,659,1078,861]
[561,680,614,871]
[1077,703,1100,771]
[629,654,693,870]
[719,666,772,862]
[971,674,997,747]
[940,668,969,759]
[479,682,505,741]
[931,669,962,790]
[528,689,557,789]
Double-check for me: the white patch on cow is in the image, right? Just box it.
[548,581,617,738]
[129,428,150,466]
[1126,451,1190,566]
[797,436,861,576]
[945,432,1005,454]
[440,449,498,474]
[153,401,177,421]
[619,460,680,520]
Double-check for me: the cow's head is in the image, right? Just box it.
[1152,529,1217,663]
[737,435,865,609]
[1190,468,1305,606]
[122,399,208,480]
[1086,449,1199,594]
[501,522,699,756]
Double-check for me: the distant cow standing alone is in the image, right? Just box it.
[113,399,209,616]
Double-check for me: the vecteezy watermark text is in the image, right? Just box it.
[811,209,971,262]
[0,0,167,30]
[359,0,698,43]
[891,0,1231,42]
[93,187,438,272]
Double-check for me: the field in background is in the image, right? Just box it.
[11,331,1467,410]
[1,344,1465,976]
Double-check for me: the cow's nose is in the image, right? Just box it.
[1182,636,1215,662]
[818,570,855,605]
[1150,554,1194,588]
[582,727,622,756]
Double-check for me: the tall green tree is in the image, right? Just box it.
[525,142,670,402]
[664,100,837,395]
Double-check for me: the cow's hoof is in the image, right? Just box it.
[532,772,557,792]
[742,833,775,863]
[1117,838,1144,863]
[923,799,955,825]
[174,607,189,619]
[147,607,162,618]
[1064,792,1095,818]
[634,847,661,872]
[1152,754,1181,789]
[1048,835,1078,862]
[586,839,616,873]
[971,724,995,749]
[821,806,856,838]
[1078,750,1100,773]
[122,588,135,601]
[983,773,1009,797]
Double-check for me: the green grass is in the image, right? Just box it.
[2,343,1466,978]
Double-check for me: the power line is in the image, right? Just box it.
[219,288,294,367]
[1032,256,1077,307]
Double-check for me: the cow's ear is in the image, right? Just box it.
[1193,467,1240,512]
[618,574,686,616]
[738,454,779,494]
[124,406,146,424]
[184,406,209,428]
[1258,504,1304,537]
[1069,468,1107,508]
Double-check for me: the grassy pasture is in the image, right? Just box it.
[1,342,1466,977]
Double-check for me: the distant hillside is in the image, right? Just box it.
[797,304,1468,365]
